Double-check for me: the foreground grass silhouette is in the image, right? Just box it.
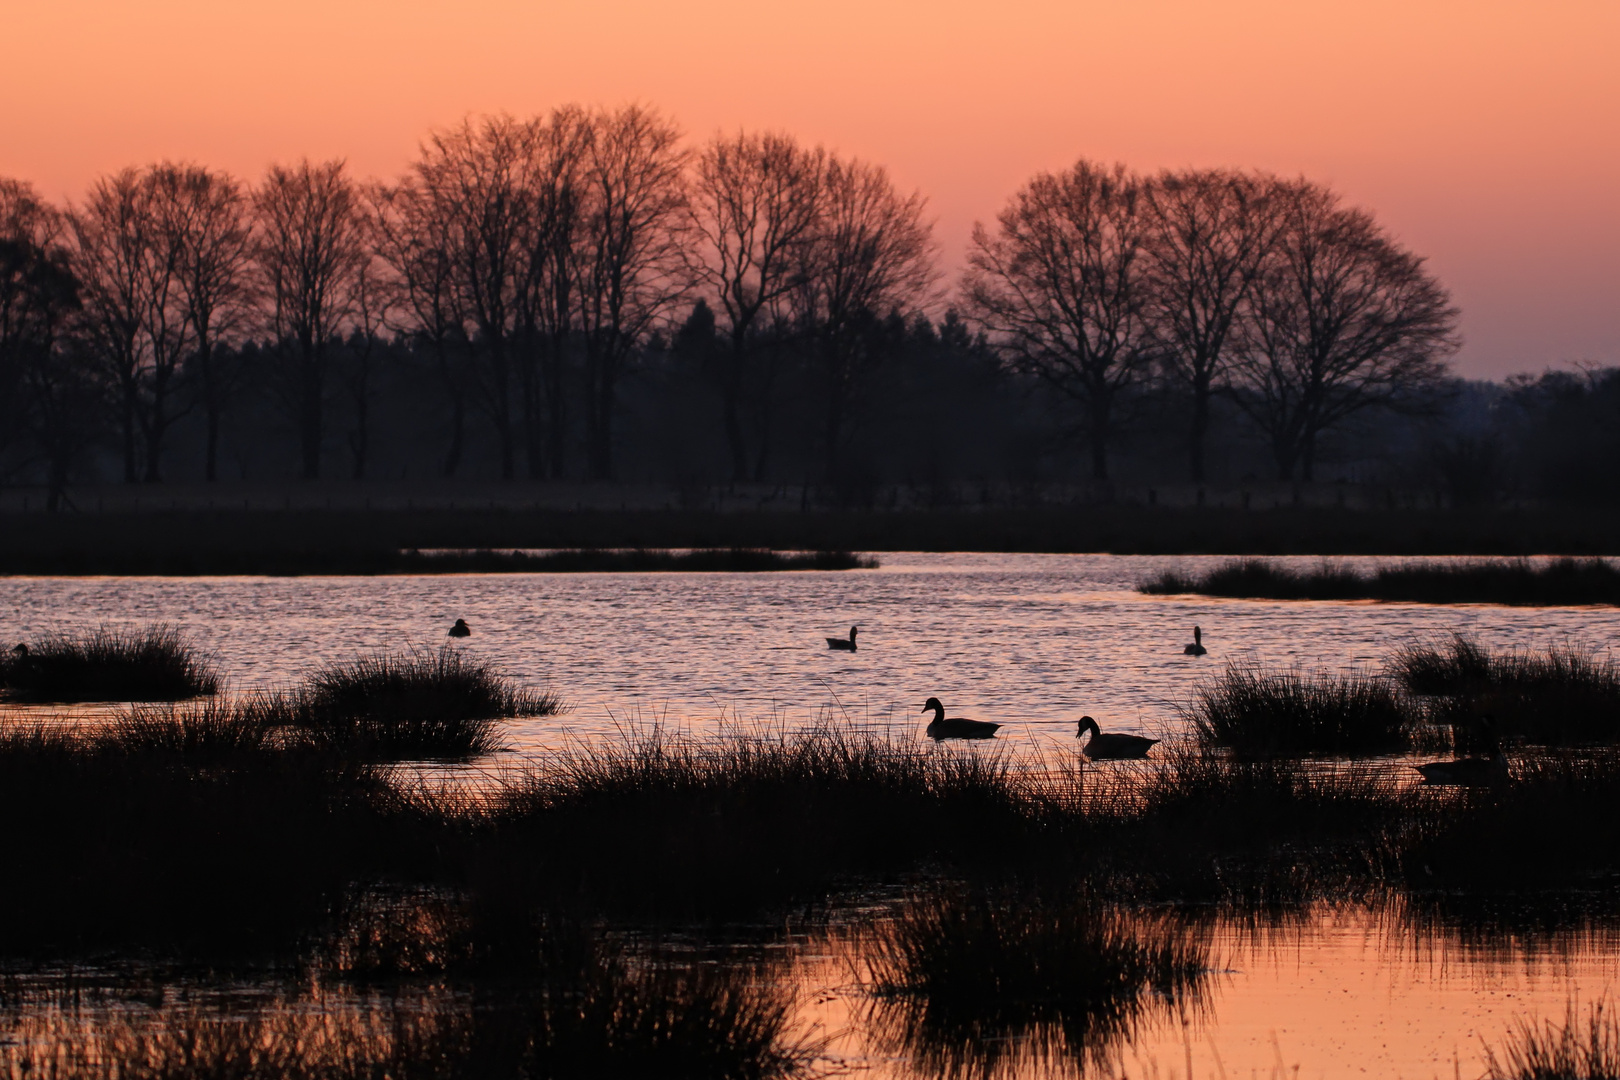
[10,707,1620,959]
[1484,1000,1620,1080]
[1141,556,1620,606]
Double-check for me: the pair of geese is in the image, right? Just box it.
[925,694,1509,783]
[834,624,1194,760]
[922,697,1157,759]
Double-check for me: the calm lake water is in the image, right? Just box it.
[6,553,1619,755]
[5,553,1620,1078]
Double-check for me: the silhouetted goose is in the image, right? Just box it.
[923,697,1000,740]
[1183,626,1207,656]
[10,643,26,657]
[827,626,858,651]
[1077,716,1159,760]
[1415,747,1508,787]
[448,619,471,638]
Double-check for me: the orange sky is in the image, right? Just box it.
[3,0,1616,378]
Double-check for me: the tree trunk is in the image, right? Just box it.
[1188,377,1210,484]
[121,381,138,483]
[443,393,464,478]
[722,367,748,483]
[1087,394,1111,481]
[300,344,323,480]
[589,362,616,481]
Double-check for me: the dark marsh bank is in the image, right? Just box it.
[1142,556,1620,605]
[5,504,1620,576]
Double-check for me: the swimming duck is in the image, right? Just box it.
[827,626,858,651]
[1415,747,1508,787]
[923,697,1000,740]
[1184,626,1207,656]
[1077,716,1159,759]
[448,619,471,638]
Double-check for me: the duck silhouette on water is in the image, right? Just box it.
[1415,716,1508,787]
[1184,626,1207,656]
[922,697,1000,740]
[1077,716,1159,760]
[448,619,471,638]
[827,626,858,651]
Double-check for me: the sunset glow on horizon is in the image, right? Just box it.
[4,0,1616,377]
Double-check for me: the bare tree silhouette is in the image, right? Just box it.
[150,163,253,483]
[574,104,689,480]
[370,176,470,476]
[798,155,935,481]
[252,159,367,480]
[1229,178,1458,481]
[690,132,825,481]
[1142,168,1275,483]
[964,160,1155,482]
[412,117,537,480]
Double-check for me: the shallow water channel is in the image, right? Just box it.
[5,553,1620,1077]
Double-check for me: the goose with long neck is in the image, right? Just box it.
[1077,716,1159,759]
[1183,626,1207,656]
[922,697,1000,740]
[827,626,858,651]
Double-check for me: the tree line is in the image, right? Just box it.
[0,106,1540,511]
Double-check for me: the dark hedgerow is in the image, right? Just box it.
[1182,662,1417,756]
[0,624,219,703]
[260,647,561,760]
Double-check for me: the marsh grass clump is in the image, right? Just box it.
[108,698,277,760]
[264,647,560,759]
[1183,662,1417,755]
[1484,1000,1620,1080]
[1141,558,1363,599]
[1140,557,1620,606]
[1124,740,1408,898]
[0,939,818,1080]
[0,624,218,703]
[858,890,1209,1078]
[1396,751,1620,891]
[489,722,1058,916]
[0,717,407,953]
[1392,635,1620,746]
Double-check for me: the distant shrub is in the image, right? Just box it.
[0,624,219,703]
[1183,662,1417,755]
